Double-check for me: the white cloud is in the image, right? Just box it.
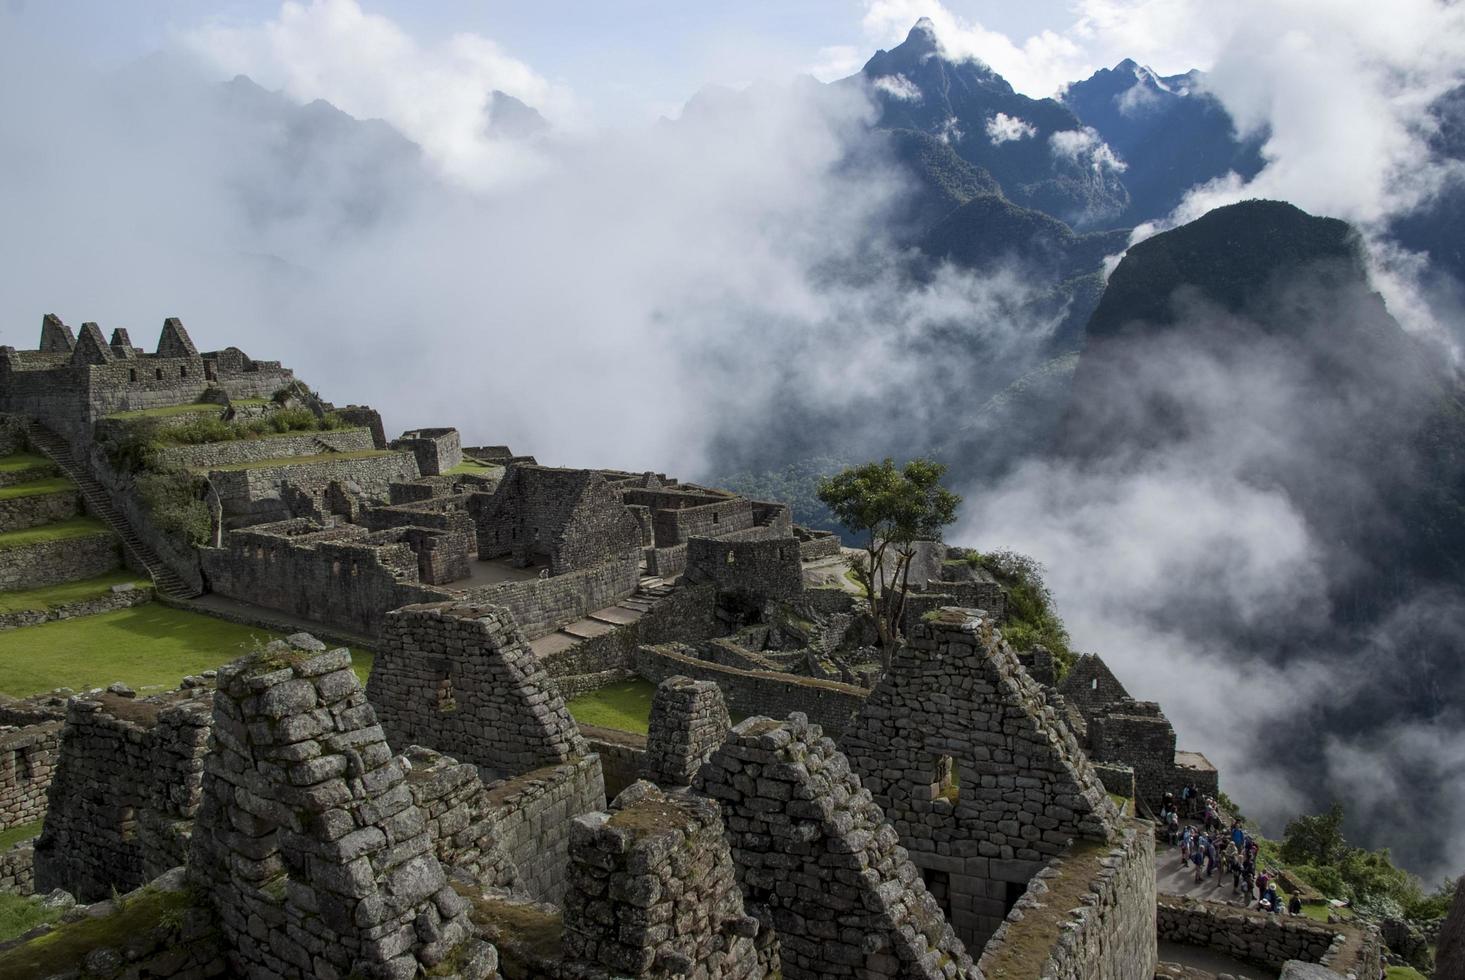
[872,73,922,102]
[986,112,1037,144]
[806,45,862,83]
[183,0,575,189]
[1049,127,1127,173]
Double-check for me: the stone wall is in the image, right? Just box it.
[696,713,978,980]
[153,426,376,470]
[977,818,1157,980]
[369,601,588,777]
[1057,653,1132,727]
[1089,700,1178,808]
[0,582,151,631]
[580,725,646,801]
[640,675,731,788]
[0,721,61,832]
[0,531,119,591]
[463,557,640,640]
[841,609,1120,950]
[634,643,867,737]
[479,755,606,903]
[393,428,462,476]
[683,536,804,600]
[562,782,763,980]
[201,519,453,636]
[0,485,81,531]
[650,497,756,546]
[473,465,642,575]
[188,636,496,980]
[538,583,719,682]
[1437,876,1465,980]
[34,689,213,902]
[400,745,522,892]
[1157,896,1382,976]
[0,838,35,895]
[206,449,420,527]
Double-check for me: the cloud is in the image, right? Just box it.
[806,45,863,83]
[985,112,1036,144]
[182,0,574,189]
[1049,127,1127,173]
[871,73,922,102]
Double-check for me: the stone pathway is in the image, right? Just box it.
[527,576,674,659]
[1156,844,1261,906]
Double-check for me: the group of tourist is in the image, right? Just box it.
[1158,788,1304,916]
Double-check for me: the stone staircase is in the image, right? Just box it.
[528,575,676,659]
[25,421,201,599]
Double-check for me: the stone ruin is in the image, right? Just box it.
[639,674,731,788]
[188,635,497,979]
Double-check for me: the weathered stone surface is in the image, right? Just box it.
[640,675,731,788]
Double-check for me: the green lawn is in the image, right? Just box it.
[0,892,62,946]
[1386,967,1427,980]
[0,453,55,475]
[0,819,43,852]
[199,448,396,473]
[0,477,74,500]
[0,571,150,614]
[446,458,501,476]
[0,885,187,974]
[0,517,111,551]
[104,402,221,420]
[0,605,373,697]
[567,679,658,734]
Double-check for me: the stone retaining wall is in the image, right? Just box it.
[580,725,646,800]
[207,449,420,526]
[634,643,867,737]
[0,584,151,631]
[0,839,35,895]
[0,486,81,531]
[154,426,375,470]
[977,819,1157,980]
[1157,895,1382,976]
[0,532,119,591]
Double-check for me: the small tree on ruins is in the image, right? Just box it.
[817,457,961,670]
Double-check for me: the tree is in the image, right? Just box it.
[1280,802,1348,868]
[817,457,961,669]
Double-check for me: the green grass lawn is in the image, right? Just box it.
[446,458,502,476]
[0,453,55,475]
[104,402,221,420]
[199,448,395,473]
[0,477,74,500]
[567,679,658,734]
[0,892,62,946]
[0,517,111,551]
[0,885,187,974]
[0,571,150,614]
[1386,967,1428,980]
[0,605,373,697]
[0,819,43,852]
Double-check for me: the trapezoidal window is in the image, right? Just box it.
[712,512,720,524]
[129,368,137,383]
[155,368,163,380]
[932,754,959,803]
[1092,678,1099,690]
[204,362,216,381]
[179,365,187,378]
[436,676,457,713]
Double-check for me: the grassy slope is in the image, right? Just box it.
[0,605,372,697]
[0,893,62,946]
[0,571,150,614]
[0,887,189,975]
[104,403,220,420]
[0,454,55,475]
[0,477,74,500]
[199,448,394,473]
[0,819,42,852]
[0,517,110,550]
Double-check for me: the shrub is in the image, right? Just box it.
[135,468,211,547]
[966,549,1074,676]
[100,420,163,474]
[164,415,237,445]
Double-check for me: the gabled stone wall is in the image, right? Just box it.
[683,536,804,600]
[640,675,731,788]
[369,602,588,777]
[696,713,977,980]
[841,608,1119,949]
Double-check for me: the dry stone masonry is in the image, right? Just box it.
[640,675,732,788]
[562,782,765,980]
[696,713,978,980]
[841,608,1119,949]
[188,634,498,980]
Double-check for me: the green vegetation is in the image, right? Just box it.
[104,402,220,420]
[134,468,211,546]
[445,458,496,475]
[0,818,43,852]
[960,549,1074,676]
[1277,802,1458,922]
[200,448,395,473]
[566,679,658,734]
[0,516,111,551]
[0,605,372,697]
[0,892,62,945]
[0,571,150,614]
[1385,967,1428,980]
[0,453,55,475]
[0,884,192,976]
[817,458,961,668]
[161,407,350,446]
[0,476,73,500]
[711,455,851,534]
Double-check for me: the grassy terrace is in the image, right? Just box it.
[105,402,222,420]
[0,453,55,475]
[0,571,150,614]
[198,448,395,473]
[446,458,499,476]
[0,516,110,550]
[567,679,657,734]
[0,476,73,500]
[0,604,373,697]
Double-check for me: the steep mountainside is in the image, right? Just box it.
[850,19,1130,228]
[1061,60,1266,224]
[1062,200,1465,605]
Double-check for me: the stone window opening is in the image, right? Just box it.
[436,676,458,714]
[920,867,952,916]
[129,368,137,383]
[725,551,736,565]
[1092,678,1099,690]
[931,754,959,803]
[204,361,216,380]
[119,805,137,842]
[154,367,163,380]
[712,512,719,525]
[179,364,187,378]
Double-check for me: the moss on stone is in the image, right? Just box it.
[0,887,192,977]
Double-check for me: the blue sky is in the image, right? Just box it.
[8,0,1100,121]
